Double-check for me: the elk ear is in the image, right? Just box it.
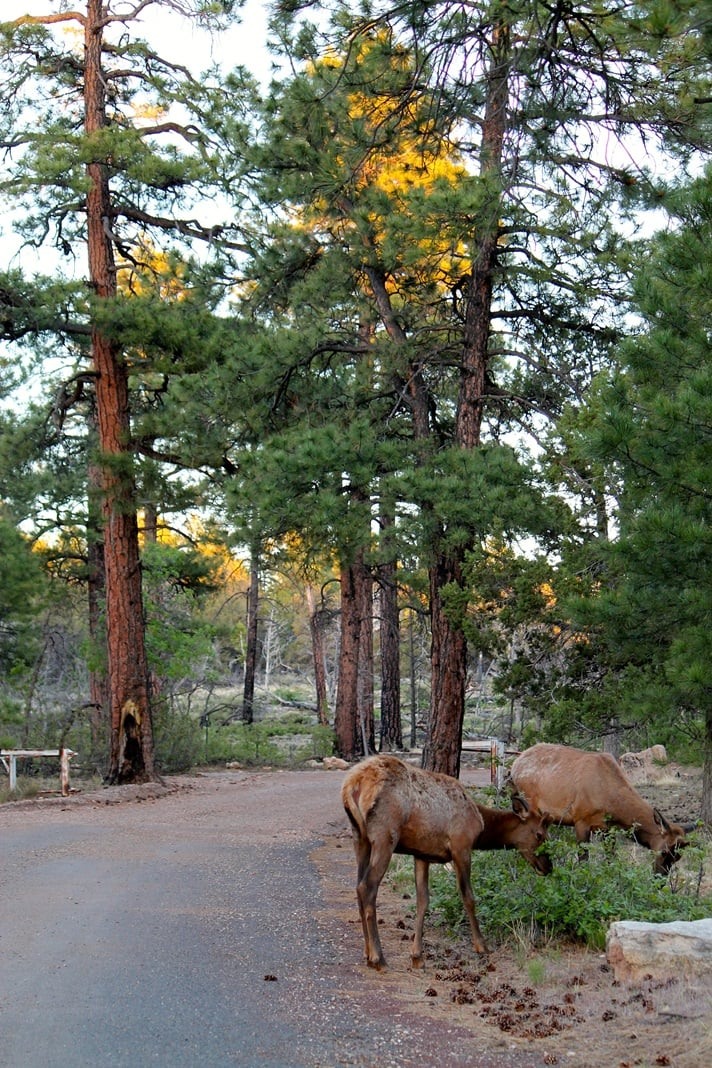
[653,808,671,832]
[511,794,530,820]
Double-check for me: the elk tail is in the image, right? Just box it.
[343,781,369,840]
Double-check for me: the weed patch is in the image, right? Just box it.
[392,830,711,950]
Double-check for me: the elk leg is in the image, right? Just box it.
[452,852,487,954]
[412,858,430,967]
[356,842,393,969]
[574,820,593,863]
[351,835,373,963]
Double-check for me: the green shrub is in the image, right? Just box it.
[400,830,711,951]
[153,704,203,773]
[203,719,335,767]
[0,776,44,804]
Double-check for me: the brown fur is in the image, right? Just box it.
[509,743,691,875]
[341,754,550,969]
[476,800,551,875]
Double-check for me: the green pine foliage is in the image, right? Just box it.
[557,169,712,769]
[1,2,710,781]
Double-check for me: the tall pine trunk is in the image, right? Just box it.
[358,559,375,753]
[422,23,510,777]
[86,400,109,769]
[378,504,402,751]
[703,706,712,825]
[334,547,374,760]
[305,583,330,726]
[85,0,156,783]
[242,547,259,724]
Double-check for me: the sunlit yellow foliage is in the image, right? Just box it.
[309,33,472,289]
[138,511,250,586]
[117,239,188,300]
[539,581,557,608]
[267,531,339,584]
[133,104,167,122]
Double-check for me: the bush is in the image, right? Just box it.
[153,705,203,773]
[202,718,334,767]
[405,830,711,951]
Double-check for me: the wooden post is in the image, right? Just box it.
[60,748,71,796]
[490,737,505,790]
[1,749,76,794]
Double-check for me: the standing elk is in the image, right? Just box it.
[509,743,693,875]
[341,754,551,969]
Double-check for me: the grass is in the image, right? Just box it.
[0,776,48,803]
[389,828,712,951]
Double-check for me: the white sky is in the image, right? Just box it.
[2,0,276,84]
[0,1,283,406]
[0,0,278,266]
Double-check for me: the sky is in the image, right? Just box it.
[2,0,276,84]
[1,1,283,406]
[0,0,279,268]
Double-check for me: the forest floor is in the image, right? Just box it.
[3,756,710,1068]
[316,758,711,1068]
[339,760,712,1068]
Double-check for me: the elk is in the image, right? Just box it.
[509,743,693,875]
[341,754,551,969]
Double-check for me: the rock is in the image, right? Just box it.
[619,745,675,786]
[322,756,350,770]
[606,919,712,981]
[620,744,668,769]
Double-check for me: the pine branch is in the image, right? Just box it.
[117,204,251,252]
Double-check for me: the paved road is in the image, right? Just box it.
[0,768,546,1068]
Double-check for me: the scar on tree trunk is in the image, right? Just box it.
[117,700,146,783]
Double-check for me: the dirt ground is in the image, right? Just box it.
[317,760,712,1068]
[6,758,710,1068]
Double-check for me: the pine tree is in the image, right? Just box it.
[271,0,710,773]
[0,1,254,780]
[580,169,712,820]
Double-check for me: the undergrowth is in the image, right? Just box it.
[0,777,44,804]
[392,830,711,950]
[200,715,334,769]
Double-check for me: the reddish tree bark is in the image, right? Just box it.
[334,547,374,761]
[422,23,510,776]
[422,557,468,777]
[85,0,156,782]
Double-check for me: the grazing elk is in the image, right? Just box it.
[509,743,693,875]
[341,754,551,969]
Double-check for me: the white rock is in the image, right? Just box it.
[620,744,668,769]
[322,756,350,770]
[606,919,712,981]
